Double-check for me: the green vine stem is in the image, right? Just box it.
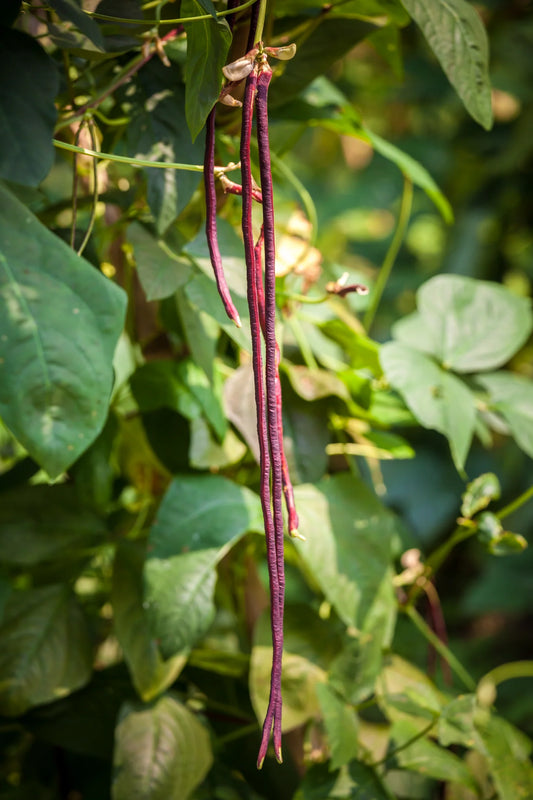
[403,605,476,691]
[53,139,240,174]
[84,0,256,25]
[76,121,99,257]
[477,660,533,707]
[254,0,268,44]
[496,484,533,521]
[363,176,413,333]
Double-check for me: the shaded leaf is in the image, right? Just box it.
[0,184,127,478]
[476,512,527,556]
[182,0,232,141]
[0,484,106,567]
[316,683,359,770]
[127,223,192,301]
[380,343,476,471]
[391,717,478,792]
[400,0,493,129]
[394,275,533,373]
[48,0,105,48]
[0,28,59,185]
[295,760,394,799]
[126,61,204,234]
[144,475,262,657]
[293,474,398,630]
[112,542,187,702]
[0,585,92,716]
[477,372,533,459]
[112,694,213,800]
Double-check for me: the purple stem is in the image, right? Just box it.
[204,108,242,327]
[255,60,285,764]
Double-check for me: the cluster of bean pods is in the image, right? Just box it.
[203,14,298,769]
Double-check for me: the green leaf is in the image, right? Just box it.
[399,0,493,129]
[176,287,219,380]
[380,343,476,471]
[0,484,106,567]
[144,475,262,657]
[48,0,105,48]
[0,184,127,478]
[184,271,250,352]
[182,0,232,141]
[295,760,395,800]
[394,276,533,372]
[439,695,533,800]
[112,542,186,702]
[293,474,398,631]
[189,416,246,469]
[0,29,59,185]
[112,694,213,800]
[477,372,533,459]
[391,717,479,792]
[126,223,192,301]
[461,472,501,518]
[126,62,204,234]
[316,683,359,770]
[284,364,351,403]
[0,585,92,716]
[376,655,447,725]
[476,512,527,556]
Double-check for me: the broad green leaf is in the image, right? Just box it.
[0,585,92,716]
[184,218,248,298]
[320,319,381,378]
[112,694,213,800]
[141,408,191,475]
[377,655,447,726]
[316,683,359,770]
[282,388,331,484]
[132,359,227,440]
[189,416,246,469]
[144,475,262,657]
[0,484,106,567]
[295,760,394,800]
[0,29,59,185]
[391,717,478,792]
[112,542,187,702]
[223,364,260,461]
[284,364,351,403]
[293,473,398,630]
[394,275,533,372]
[126,223,192,301]
[48,0,105,48]
[0,184,127,478]
[477,372,533,459]
[439,696,533,800]
[399,0,493,129]
[176,287,219,379]
[184,271,250,352]
[126,61,204,234]
[461,472,501,519]
[380,343,476,471]
[182,0,232,141]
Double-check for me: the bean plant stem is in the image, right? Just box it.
[403,605,476,691]
[496,484,533,521]
[363,176,413,333]
[254,0,268,45]
[84,0,256,25]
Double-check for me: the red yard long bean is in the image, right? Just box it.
[205,20,299,765]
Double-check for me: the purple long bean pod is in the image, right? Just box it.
[240,66,283,768]
[204,108,242,328]
[255,59,286,763]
